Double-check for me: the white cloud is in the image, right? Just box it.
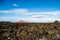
[0,9,28,14]
[12,4,19,6]
[32,16,60,22]
[0,9,60,15]
[1,16,60,22]
[11,9,28,14]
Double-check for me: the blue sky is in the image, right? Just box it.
[0,0,60,22]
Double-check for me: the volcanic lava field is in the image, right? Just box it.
[0,21,60,40]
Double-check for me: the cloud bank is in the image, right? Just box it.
[0,9,60,22]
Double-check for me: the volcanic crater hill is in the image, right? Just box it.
[0,21,60,40]
[16,20,28,23]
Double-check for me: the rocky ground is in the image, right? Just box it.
[0,21,60,40]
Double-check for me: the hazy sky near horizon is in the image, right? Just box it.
[0,0,60,22]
